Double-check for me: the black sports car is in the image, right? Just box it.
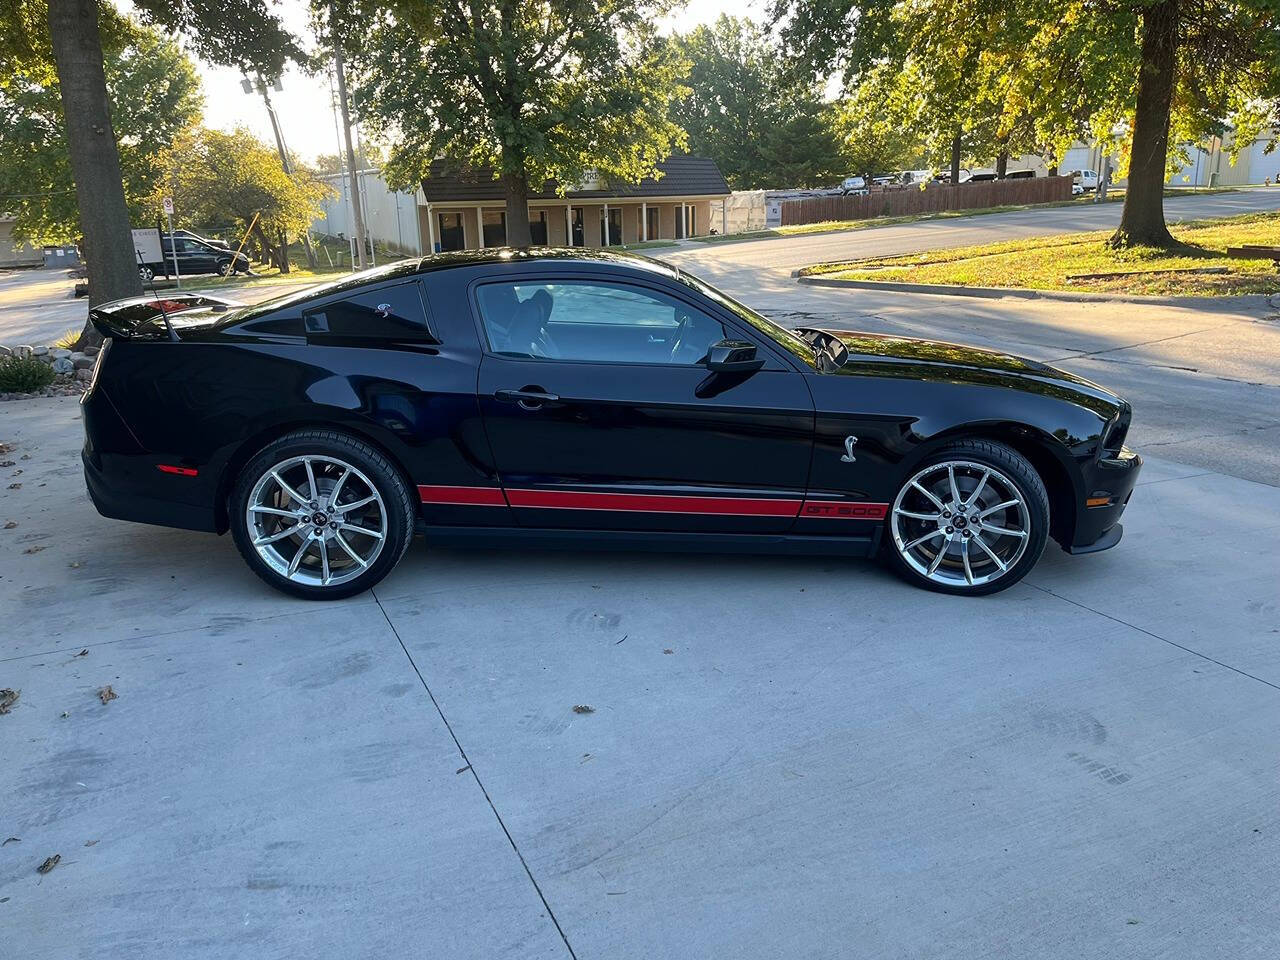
[81,250,1141,599]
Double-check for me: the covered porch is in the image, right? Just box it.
[418,196,724,252]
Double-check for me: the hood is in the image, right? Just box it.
[806,328,1125,417]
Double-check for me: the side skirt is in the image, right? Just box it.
[420,525,882,559]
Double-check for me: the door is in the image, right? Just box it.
[473,276,815,533]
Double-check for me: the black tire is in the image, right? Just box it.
[216,260,231,277]
[881,439,1050,596]
[229,430,415,600]
[139,265,154,282]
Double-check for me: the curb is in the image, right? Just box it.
[793,272,1280,308]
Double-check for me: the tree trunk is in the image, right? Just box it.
[1047,164,1059,177]
[48,0,142,349]
[995,148,1009,179]
[253,223,282,269]
[949,132,962,186]
[1110,0,1179,248]
[278,232,290,274]
[503,171,532,246]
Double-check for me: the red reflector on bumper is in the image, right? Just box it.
[157,464,198,477]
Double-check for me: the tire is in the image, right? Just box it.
[229,430,415,600]
[139,265,154,282]
[881,439,1049,596]
[216,260,231,277]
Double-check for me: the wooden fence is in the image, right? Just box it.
[780,176,1074,226]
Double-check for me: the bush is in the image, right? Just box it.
[0,356,56,393]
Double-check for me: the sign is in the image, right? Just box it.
[162,196,174,216]
[131,227,163,265]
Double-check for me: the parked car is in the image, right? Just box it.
[138,236,249,282]
[83,251,1141,599]
[171,229,232,250]
[1070,169,1100,195]
[840,176,870,196]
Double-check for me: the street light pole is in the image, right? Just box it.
[332,43,368,270]
[251,74,318,270]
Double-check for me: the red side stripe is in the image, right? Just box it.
[418,484,508,506]
[418,485,888,520]
[505,489,803,516]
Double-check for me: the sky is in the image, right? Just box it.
[192,0,765,164]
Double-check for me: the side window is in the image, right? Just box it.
[474,280,726,365]
[302,280,433,341]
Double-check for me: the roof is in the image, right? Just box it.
[420,155,730,203]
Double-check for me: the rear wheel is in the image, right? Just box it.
[138,265,154,281]
[883,440,1049,595]
[230,431,414,600]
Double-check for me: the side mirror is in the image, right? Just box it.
[705,338,765,373]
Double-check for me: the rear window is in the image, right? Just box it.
[302,280,434,342]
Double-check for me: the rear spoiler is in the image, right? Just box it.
[88,295,239,341]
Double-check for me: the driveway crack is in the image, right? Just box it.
[372,590,578,960]
[1024,582,1280,693]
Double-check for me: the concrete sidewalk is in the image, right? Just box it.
[3,397,1279,959]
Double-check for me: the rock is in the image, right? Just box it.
[75,368,93,381]
[73,356,95,370]
[83,345,99,357]
[70,351,86,363]
[32,345,49,357]
[51,357,73,374]
[38,354,54,364]
[51,348,72,359]
[14,346,32,359]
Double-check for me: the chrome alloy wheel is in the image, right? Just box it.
[890,459,1032,588]
[245,455,387,588]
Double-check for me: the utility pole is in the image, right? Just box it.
[332,42,367,269]
[250,74,318,270]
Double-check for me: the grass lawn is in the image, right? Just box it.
[806,211,1280,296]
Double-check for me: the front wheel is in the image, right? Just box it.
[882,440,1049,595]
[229,430,415,599]
[139,265,154,281]
[216,260,232,277]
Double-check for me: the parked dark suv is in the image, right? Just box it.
[139,235,249,282]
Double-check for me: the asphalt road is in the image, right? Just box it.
[3,398,1279,959]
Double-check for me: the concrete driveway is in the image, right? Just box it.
[4,396,1279,959]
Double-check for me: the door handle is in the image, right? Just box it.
[495,386,560,410]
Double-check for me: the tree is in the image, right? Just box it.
[0,0,299,317]
[329,0,688,246]
[672,15,845,189]
[774,0,1280,248]
[154,127,332,269]
[0,23,202,244]
[311,144,383,176]
[831,64,926,179]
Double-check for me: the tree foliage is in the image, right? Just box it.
[330,0,689,245]
[153,127,332,262]
[0,21,203,244]
[831,63,927,179]
[671,15,844,189]
[774,0,1280,245]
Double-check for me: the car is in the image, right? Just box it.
[171,229,233,250]
[139,236,250,282]
[840,176,869,196]
[1070,169,1100,194]
[81,250,1142,599]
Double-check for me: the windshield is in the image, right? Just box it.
[672,270,818,370]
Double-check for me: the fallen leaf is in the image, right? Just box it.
[22,545,43,554]
[98,685,117,705]
[84,840,98,847]
[75,649,88,657]
[0,460,13,467]
[2,521,15,529]
[2,837,18,846]
[572,704,594,714]
[455,765,470,775]
[20,454,30,460]
[37,854,60,875]
[663,649,674,655]
[6,483,20,490]
[69,561,81,569]
[0,688,18,714]
[615,634,628,645]
[0,443,11,454]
